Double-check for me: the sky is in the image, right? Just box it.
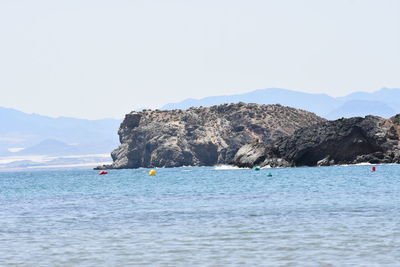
[0,0,399,119]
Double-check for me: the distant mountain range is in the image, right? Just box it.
[0,107,121,156]
[162,87,400,119]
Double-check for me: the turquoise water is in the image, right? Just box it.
[1,165,400,266]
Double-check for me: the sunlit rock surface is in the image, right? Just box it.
[96,103,324,169]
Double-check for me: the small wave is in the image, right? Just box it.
[214,165,246,170]
[354,162,372,166]
[338,162,394,167]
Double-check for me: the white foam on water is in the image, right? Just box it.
[214,165,246,170]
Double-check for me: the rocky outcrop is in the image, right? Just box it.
[96,103,324,169]
[233,142,290,168]
[233,115,400,168]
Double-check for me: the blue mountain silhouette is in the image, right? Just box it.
[0,107,121,155]
[162,87,400,119]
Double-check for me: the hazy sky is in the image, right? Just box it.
[0,0,399,119]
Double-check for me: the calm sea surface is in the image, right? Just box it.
[1,165,400,266]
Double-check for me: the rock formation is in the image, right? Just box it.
[233,115,400,168]
[96,103,325,169]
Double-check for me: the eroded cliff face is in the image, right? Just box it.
[233,114,400,168]
[97,103,325,169]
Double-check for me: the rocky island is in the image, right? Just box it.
[96,103,324,169]
[97,102,400,170]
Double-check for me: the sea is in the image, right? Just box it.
[1,165,400,266]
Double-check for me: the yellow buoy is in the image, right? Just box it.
[149,169,157,176]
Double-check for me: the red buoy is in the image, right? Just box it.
[372,166,376,172]
[99,170,108,175]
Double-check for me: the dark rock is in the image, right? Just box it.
[94,164,113,170]
[233,115,400,168]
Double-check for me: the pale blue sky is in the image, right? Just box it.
[0,0,399,119]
